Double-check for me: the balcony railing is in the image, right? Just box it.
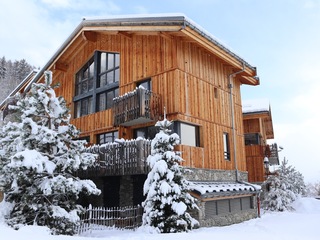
[268,143,280,166]
[77,139,151,177]
[113,87,161,126]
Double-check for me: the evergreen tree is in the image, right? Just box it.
[142,118,198,233]
[262,158,305,211]
[0,56,6,79]
[0,71,100,235]
[0,57,34,104]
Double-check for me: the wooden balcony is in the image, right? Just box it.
[113,88,161,127]
[77,139,151,177]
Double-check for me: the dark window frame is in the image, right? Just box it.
[74,51,120,118]
[134,125,159,140]
[97,131,119,144]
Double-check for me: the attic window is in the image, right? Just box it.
[73,51,120,118]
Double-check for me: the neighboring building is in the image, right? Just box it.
[242,99,280,183]
[1,15,262,226]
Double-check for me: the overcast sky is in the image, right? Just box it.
[1,0,319,183]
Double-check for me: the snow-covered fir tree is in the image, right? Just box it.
[142,118,198,233]
[262,158,305,211]
[0,71,100,235]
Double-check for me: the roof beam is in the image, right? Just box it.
[118,31,133,39]
[82,31,97,42]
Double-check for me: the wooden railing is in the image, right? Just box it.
[77,205,143,234]
[113,87,161,126]
[77,139,151,177]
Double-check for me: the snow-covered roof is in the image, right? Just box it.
[190,181,260,199]
[242,99,270,114]
[27,13,258,91]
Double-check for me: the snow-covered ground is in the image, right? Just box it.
[1,197,319,240]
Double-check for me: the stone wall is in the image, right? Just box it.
[119,175,133,206]
[199,208,258,227]
[184,168,248,182]
[196,196,258,227]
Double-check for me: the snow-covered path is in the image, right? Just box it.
[1,197,319,240]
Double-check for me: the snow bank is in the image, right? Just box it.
[291,197,320,213]
[0,197,319,239]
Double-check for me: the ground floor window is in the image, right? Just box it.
[97,131,119,144]
[134,126,159,140]
[205,197,253,219]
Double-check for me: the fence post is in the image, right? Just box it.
[136,139,144,173]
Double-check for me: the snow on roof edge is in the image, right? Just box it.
[242,99,270,114]
[29,13,257,91]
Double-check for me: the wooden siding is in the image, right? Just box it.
[245,145,265,182]
[48,31,248,172]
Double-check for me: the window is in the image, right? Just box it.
[205,197,253,219]
[97,131,119,144]
[74,51,120,118]
[244,133,261,145]
[223,132,230,160]
[137,78,151,91]
[134,126,159,140]
[174,122,200,147]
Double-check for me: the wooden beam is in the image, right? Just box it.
[119,31,133,39]
[82,31,97,42]
[159,31,172,40]
[54,62,68,72]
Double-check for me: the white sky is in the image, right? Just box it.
[1,0,319,182]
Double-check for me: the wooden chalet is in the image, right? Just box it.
[243,99,279,183]
[1,14,264,226]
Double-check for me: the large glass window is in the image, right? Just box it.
[74,51,120,118]
[97,131,119,144]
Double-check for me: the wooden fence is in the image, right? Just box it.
[77,139,151,177]
[113,87,162,126]
[77,205,144,234]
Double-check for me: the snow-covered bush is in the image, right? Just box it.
[0,71,100,235]
[142,118,198,233]
[262,158,305,211]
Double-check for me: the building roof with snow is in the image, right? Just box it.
[190,181,260,200]
[242,99,270,114]
[25,14,259,90]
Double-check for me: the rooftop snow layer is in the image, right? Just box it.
[190,181,260,196]
[242,99,270,114]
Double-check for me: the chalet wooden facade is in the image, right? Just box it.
[243,99,279,183]
[1,15,264,226]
